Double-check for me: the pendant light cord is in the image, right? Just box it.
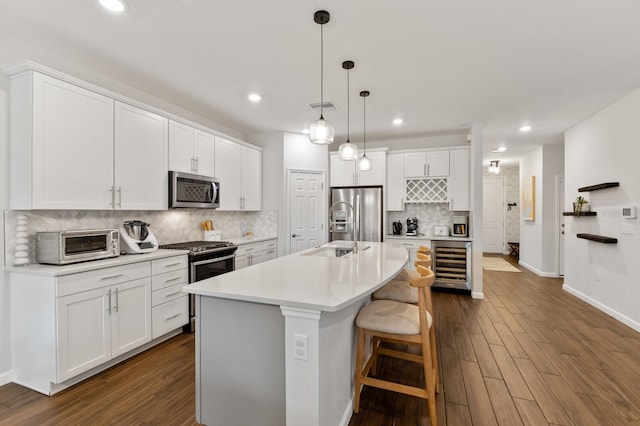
[362,94,366,154]
[320,23,324,119]
[347,67,350,141]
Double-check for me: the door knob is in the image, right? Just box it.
[561,231,565,235]
[291,233,298,238]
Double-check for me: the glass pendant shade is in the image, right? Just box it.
[339,140,357,160]
[358,154,372,171]
[309,116,334,145]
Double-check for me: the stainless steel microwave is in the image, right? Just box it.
[36,229,120,265]
[169,171,220,209]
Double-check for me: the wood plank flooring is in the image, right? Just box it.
[2,255,640,425]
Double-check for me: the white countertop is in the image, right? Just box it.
[184,241,408,312]
[5,249,189,277]
[385,234,473,242]
[226,235,277,245]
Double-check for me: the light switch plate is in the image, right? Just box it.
[621,223,634,235]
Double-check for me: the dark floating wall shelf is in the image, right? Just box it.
[578,182,620,192]
[563,211,597,216]
[577,233,617,244]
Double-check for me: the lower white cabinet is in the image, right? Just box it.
[10,254,187,395]
[235,239,278,269]
[387,237,431,266]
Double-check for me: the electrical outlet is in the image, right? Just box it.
[621,223,634,235]
[292,333,308,361]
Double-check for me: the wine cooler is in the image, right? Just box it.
[431,240,472,290]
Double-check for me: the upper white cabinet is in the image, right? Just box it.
[168,120,215,176]
[449,148,470,211]
[330,151,386,187]
[386,153,405,211]
[404,150,449,178]
[7,71,168,210]
[114,101,168,210]
[215,137,262,211]
[9,71,115,209]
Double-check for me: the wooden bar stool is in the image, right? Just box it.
[373,256,431,303]
[418,245,431,256]
[354,266,438,425]
[392,252,432,282]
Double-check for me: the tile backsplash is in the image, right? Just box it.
[4,209,277,266]
[387,203,466,236]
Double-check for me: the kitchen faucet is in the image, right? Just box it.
[329,194,360,254]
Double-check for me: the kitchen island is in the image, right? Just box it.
[184,241,408,426]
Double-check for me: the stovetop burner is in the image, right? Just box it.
[159,240,236,254]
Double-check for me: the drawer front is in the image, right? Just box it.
[236,242,261,256]
[152,295,188,339]
[262,239,277,250]
[57,261,150,297]
[152,283,186,307]
[151,268,188,291]
[151,255,188,276]
[262,248,277,262]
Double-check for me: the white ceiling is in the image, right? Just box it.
[2,1,640,165]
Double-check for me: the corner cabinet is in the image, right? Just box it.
[214,137,262,211]
[6,70,168,210]
[329,151,386,187]
[168,120,215,176]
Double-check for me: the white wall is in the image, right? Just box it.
[519,143,564,276]
[564,89,640,332]
[0,80,11,384]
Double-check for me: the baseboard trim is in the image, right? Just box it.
[339,399,353,426]
[0,370,12,386]
[471,291,485,299]
[517,261,558,277]
[563,284,640,333]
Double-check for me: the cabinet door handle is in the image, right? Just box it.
[164,262,181,268]
[117,186,122,208]
[424,164,426,176]
[109,187,115,207]
[195,157,199,173]
[165,290,182,297]
[101,273,124,280]
[108,289,112,315]
[164,277,182,283]
[191,157,194,173]
[166,313,181,321]
[114,287,119,313]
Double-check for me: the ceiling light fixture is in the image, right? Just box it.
[308,10,334,145]
[338,61,357,161]
[393,118,403,125]
[491,146,507,154]
[99,0,127,12]
[519,125,532,132]
[358,90,372,171]
[302,129,310,135]
[248,93,261,102]
[489,160,500,174]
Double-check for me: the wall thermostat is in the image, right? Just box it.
[622,206,637,219]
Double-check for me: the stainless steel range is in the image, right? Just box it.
[159,240,237,332]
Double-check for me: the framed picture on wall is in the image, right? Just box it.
[521,176,535,221]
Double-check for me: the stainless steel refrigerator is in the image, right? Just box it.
[329,186,383,243]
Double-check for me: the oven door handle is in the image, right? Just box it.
[191,253,237,267]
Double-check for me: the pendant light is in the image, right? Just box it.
[338,61,357,160]
[358,90,372,171]
[489,160,500,174]
[309,10,334,145]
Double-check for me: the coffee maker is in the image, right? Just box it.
[452,216,468,237]
[392,221,403,235]
[406,217,419,236]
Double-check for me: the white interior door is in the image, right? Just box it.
[483,177,505,253]
[289,171,326,253]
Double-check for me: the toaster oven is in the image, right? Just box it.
[36,229,120,265]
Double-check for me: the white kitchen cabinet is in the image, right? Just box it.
[404,150,449,178]
[386,237,431,266]
[169,120,215,176]
[114,101,168,210]
[386,153,405,211]
[235,239,278,269]
[6,71,169,210]
[10,254,187,395]
[330,151,386,186]
[8,71,115,209]
[449,148,470,211]
[215,137,262,211]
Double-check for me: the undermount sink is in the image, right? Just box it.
[303,243,370,258]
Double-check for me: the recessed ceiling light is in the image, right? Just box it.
[393,118,403,125]
[248,93,261,102]
[99,0,127,12]
[302,129,310,135]
[491,146,507,153]
[519,125,532,132]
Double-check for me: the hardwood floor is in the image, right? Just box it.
[2,255,640,425]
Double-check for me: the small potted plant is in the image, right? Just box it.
[573,196,589,214]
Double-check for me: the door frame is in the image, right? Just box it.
[556,175,565,276]
[285,169,327,255]
[482,176,506,254]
